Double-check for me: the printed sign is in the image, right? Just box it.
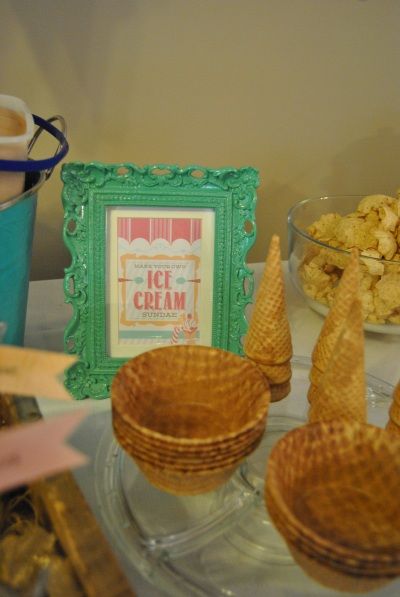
[108,209,215,357]
[118,216,201,345]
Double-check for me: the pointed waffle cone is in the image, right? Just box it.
[244,235,293,365]
[386,419,400,436]
[308,298,366,424]
[389,398,400,425]
[265,420,400,575]
[254,360,292,384]
[386,381,400,433]
[394,380,400,403]
[387,380,400,423]
[309,249,359,390]
[270,380,291,403]
[307,382,319,404]
[308,365,324,387]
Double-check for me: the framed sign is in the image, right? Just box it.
[62,162,258,399]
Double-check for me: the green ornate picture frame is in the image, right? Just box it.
[61,162,258,399]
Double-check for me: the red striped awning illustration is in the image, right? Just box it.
[117,217,201,244]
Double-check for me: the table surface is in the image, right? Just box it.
[24,263,400,597]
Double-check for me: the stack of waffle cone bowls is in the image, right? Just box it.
[265,419,400,593]
[112,345,271,495]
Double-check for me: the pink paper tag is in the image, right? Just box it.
[0,345,76,400]
[0,409,88,493]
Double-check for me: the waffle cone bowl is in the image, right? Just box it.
[287,544,391,593]
[125,436,264,473]
[134,459,238,496]
[113,407,264,470]
[266,487,400,574]
[113,402,267,451]
[111,345,271,495]
[265,420,400,591]
[113,407,265,462]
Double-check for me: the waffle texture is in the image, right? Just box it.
[386,380,400,434]
[308,298,366,424]
[265,419,400,592]
[244,235,293,366]
[308,249,359,403]
[111,345,271,495]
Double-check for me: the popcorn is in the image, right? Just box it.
[373,229,397,260]
[299,192,400,325]
[360,288,376,322]
[379,205,399,232]
[307,213,341,243]
[357,194,397,214]
[335,216,377,251]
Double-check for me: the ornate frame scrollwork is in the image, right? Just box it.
[61,162,258,399]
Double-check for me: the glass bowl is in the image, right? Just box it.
[287,195,400,334]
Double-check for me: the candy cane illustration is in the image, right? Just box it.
[170,325,182,345]
[182,314,198,345]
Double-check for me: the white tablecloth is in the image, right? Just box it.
[23,263,400,596]
[25,263,400,387]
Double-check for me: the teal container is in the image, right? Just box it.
[0,171,45,345]
[0,113,68,346]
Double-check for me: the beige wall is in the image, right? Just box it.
[1,0,400,280]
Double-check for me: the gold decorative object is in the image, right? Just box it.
[0,394,135,596]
